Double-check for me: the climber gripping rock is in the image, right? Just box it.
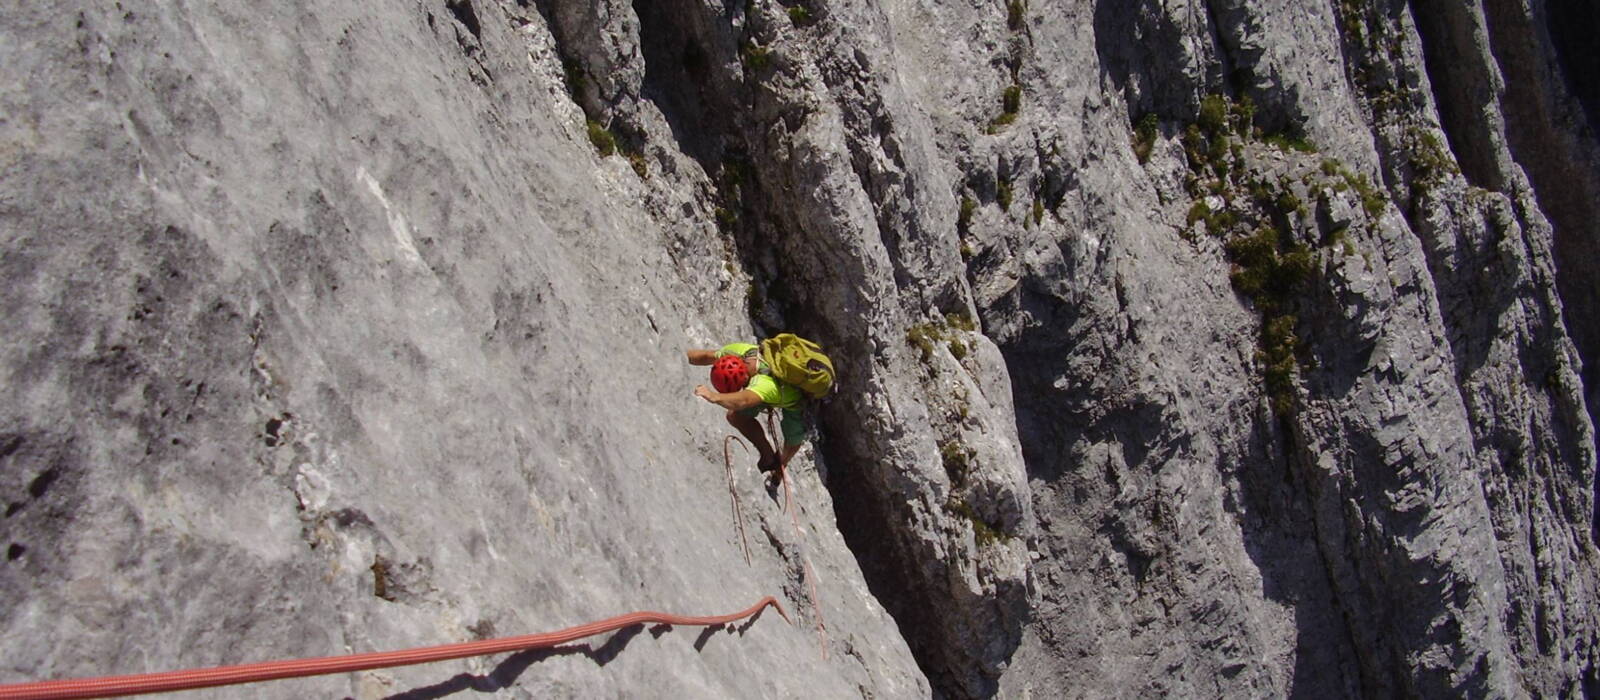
[688,335,835,479]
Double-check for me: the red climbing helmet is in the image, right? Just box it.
[710,355,750,393]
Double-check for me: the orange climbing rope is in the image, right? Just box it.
[0,598,789,700]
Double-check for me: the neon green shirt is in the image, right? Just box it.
[717,342,803,409]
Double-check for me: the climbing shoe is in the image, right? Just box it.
[757,453,780,474]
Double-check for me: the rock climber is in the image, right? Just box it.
[687,342,806,478]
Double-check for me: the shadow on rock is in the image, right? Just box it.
[381,611,773,700]
[381,625,646,700]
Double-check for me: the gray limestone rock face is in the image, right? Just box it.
[0,2,926,698]
[3,0,1599,699]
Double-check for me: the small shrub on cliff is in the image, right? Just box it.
[715,206,738,232]
[945,311,976,333]
[1186,199,1212,226]
[1003,84,1022,115]
[940,439,972,487]
[788,5,813,26]
[1198,94,1230,135]
[987,84,1023,132]
[1183,125,1209,172]
[948,337,969,360]
[1207,132,1231,168]
[583,120,649,178]
[1259,314,1301,415]
[1338,0,1371,45]
[1224,222,1314,414]
[1208,208,1239,238]
[562,58,587,101]
[1133,113,1159,163]
[1406,127,1459,187]
[1229,96,1257,135]
[627,151,649,179]
[1226,227,1311,310]
[741,41,772,71]
[1263,131,1318,154]
[1347,172,1386,218]
[1275,188,1303,217]
[945,496,1009,547]
[907,314,977,364]
[907,323,942,362]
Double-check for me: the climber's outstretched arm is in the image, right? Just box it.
[694,386,763,411]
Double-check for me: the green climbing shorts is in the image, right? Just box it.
[739,405,806,447]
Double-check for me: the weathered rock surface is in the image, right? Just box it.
[2,0,1597,698]
[0,3,925,697]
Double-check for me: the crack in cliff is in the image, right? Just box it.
[1407,0,1502,192]
[633,0,738,175]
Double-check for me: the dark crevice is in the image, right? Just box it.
[0,435,22,459]
[818,443,948,688]
[27,467,60,500]
[445,0,481,40]
[1408,0,1502,191]
[1092,0,1208,124]
[1199,0,1244,95]
[1546,0,1600,137]
[633,0,737,178]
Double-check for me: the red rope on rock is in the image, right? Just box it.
[0,598,789,700]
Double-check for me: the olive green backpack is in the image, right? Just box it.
[760,334,835,399]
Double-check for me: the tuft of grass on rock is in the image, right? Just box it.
[1262,132,1318,153]
[562,58,587,102]
[1407,127,1459,187]
[1003,85,1022,115]
[586,120,617,156]
[907,323,942,362]
[715,206,737,231]
[741,41,772,72]
[946,496,1009,547]
[945,312,977,332]
[987,84,1023,132]
[940,440,972,486]
[958,195,976,232]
